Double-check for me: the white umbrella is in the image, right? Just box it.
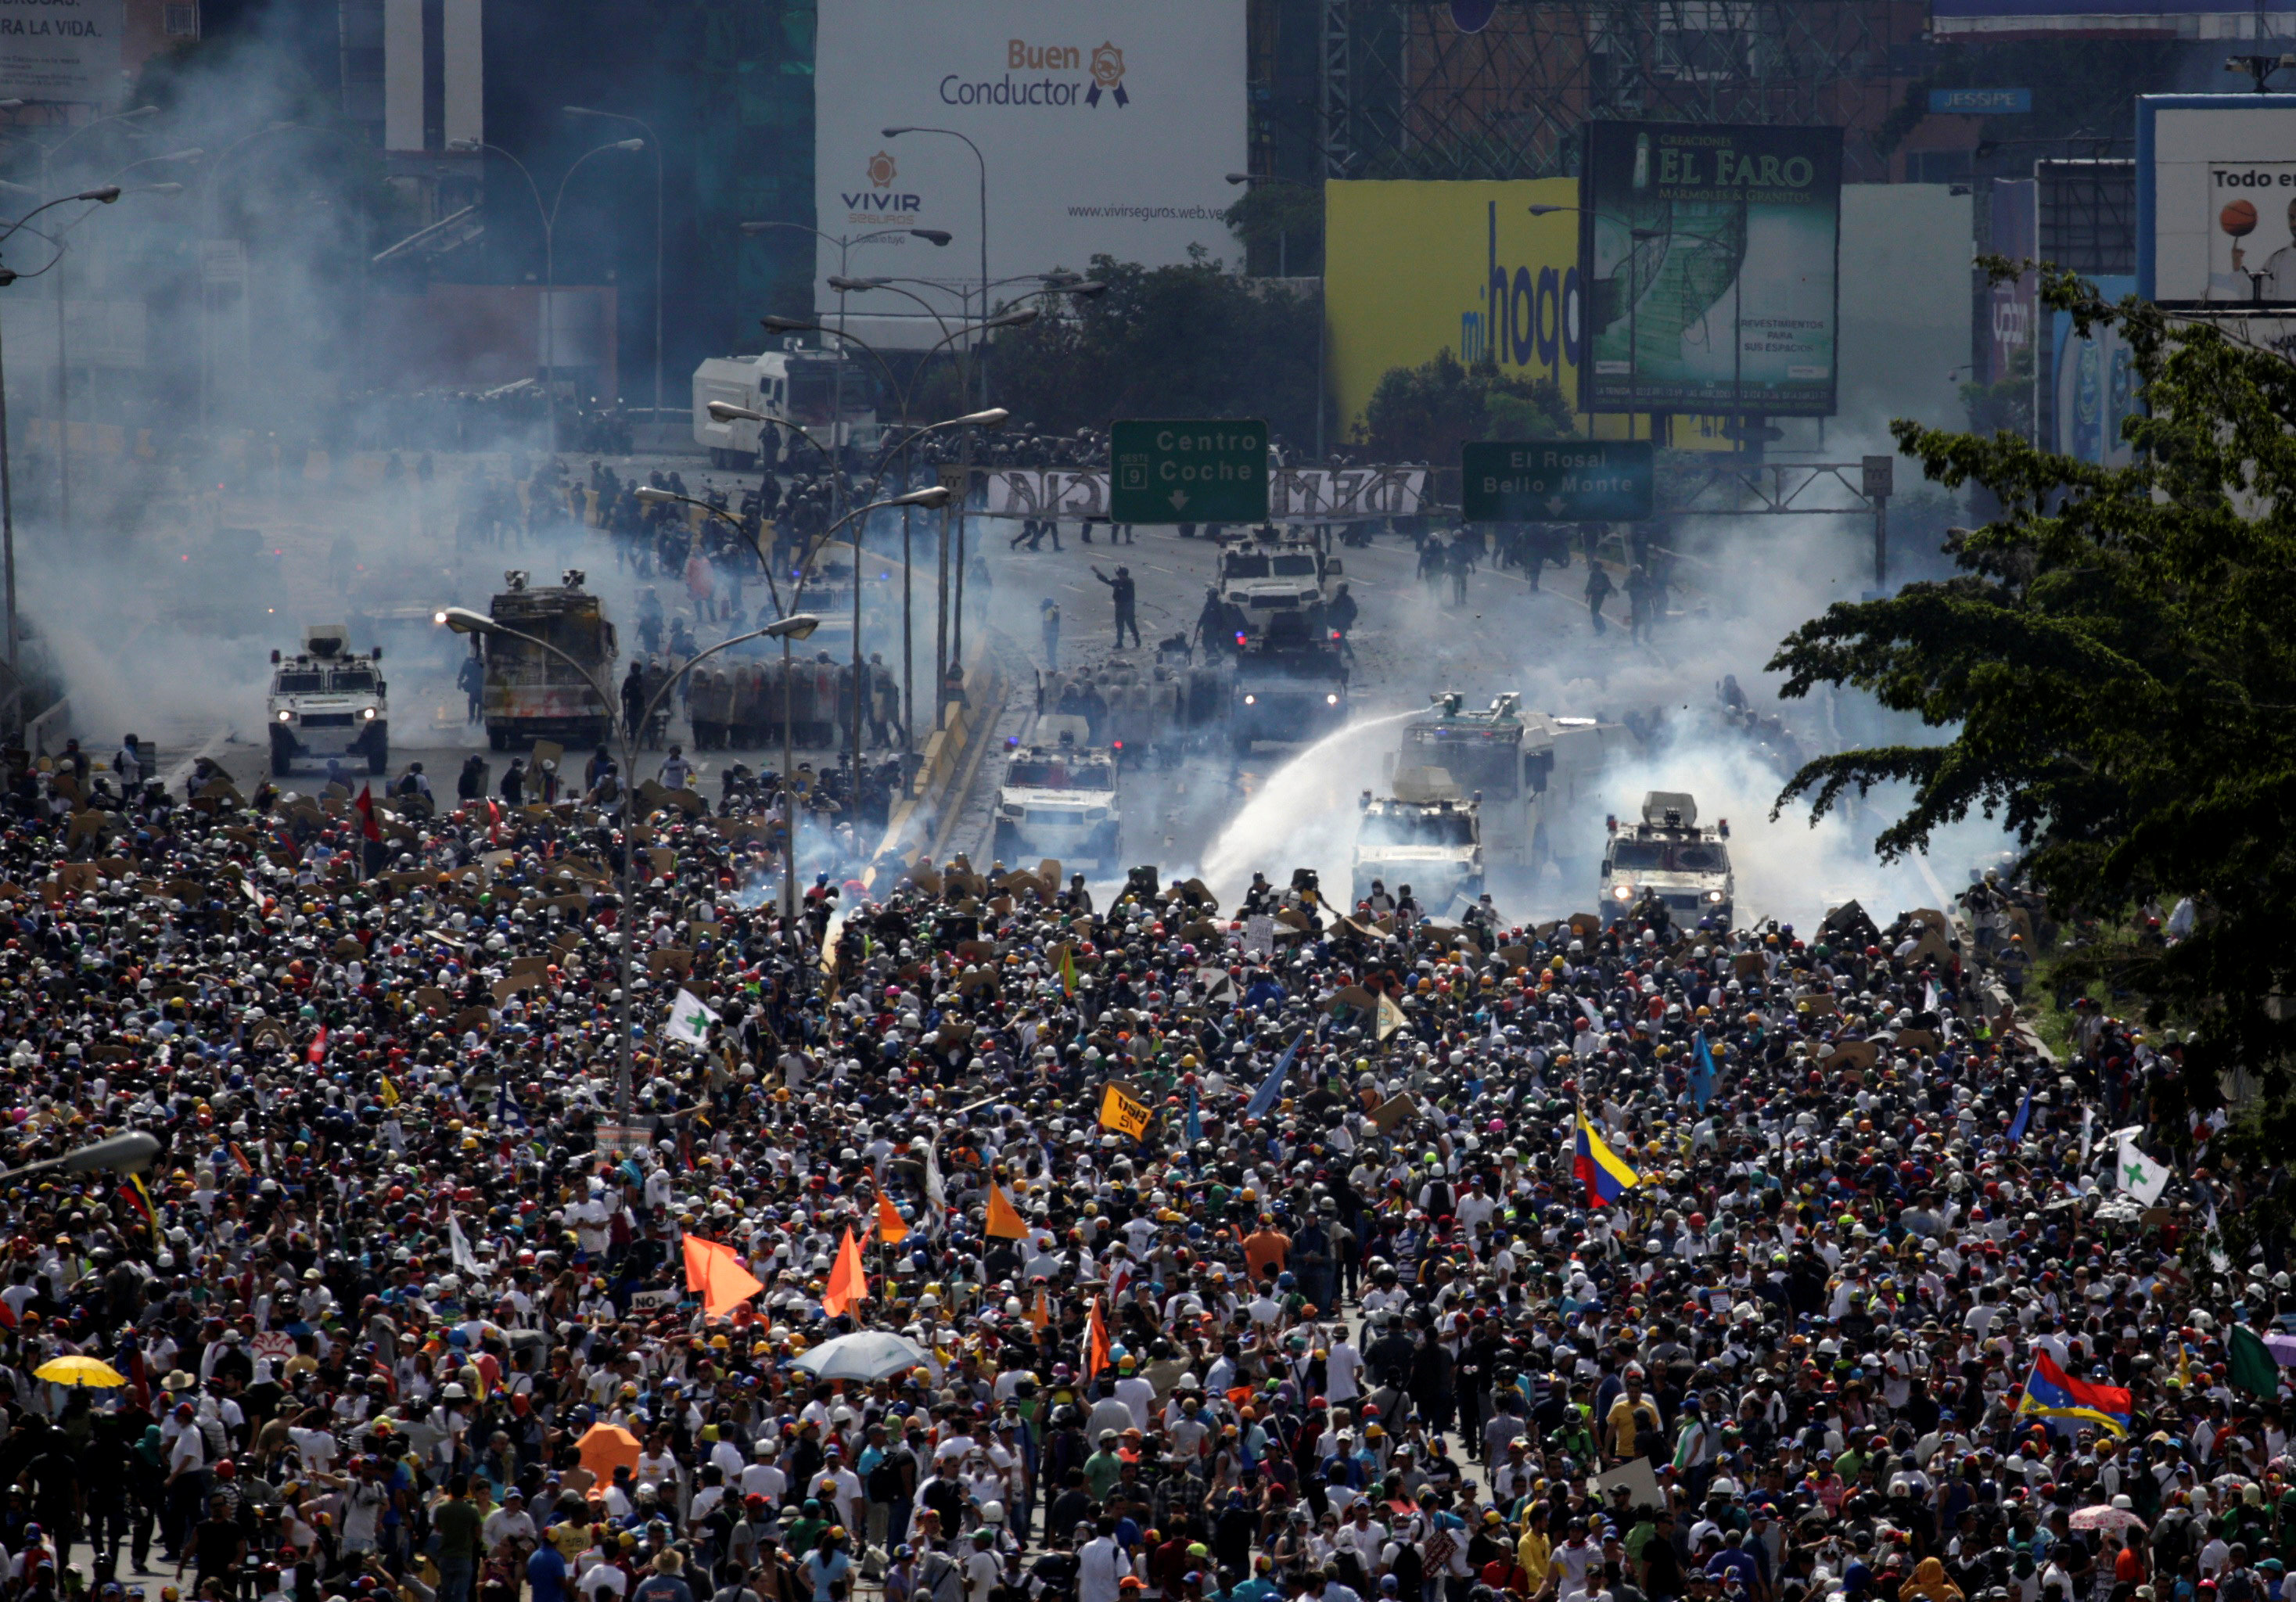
[791,1330,932,1383]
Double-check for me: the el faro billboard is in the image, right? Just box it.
[1579,122,1842,417]
[1324,178,1586,436]
[814,0,1245,350]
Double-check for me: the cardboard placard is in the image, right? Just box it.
[1367,1093,1421,1133]
[1908,928,1956,967]
[453,1006,492,1033]
[1734,952,1766,979]
[492,973,540,1004]
[1895,1028,1940,1053]
[1592,1456,1662,1511]
[1822,1040,1879,1072]
[412,986,452,1015]
[1799,991,1839,1018]
[1568,911,1601,937]
[647,946,695,976]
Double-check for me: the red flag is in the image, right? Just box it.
[307,1028,329,1065]
[354,785,382,844]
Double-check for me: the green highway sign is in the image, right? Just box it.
[1112,418,1269,523]
[1461,439,1655,522]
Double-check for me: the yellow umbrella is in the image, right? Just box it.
[34,1356,127,1388]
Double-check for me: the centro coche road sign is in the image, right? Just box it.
[1111,418,1269,523]
[1461,439,1655,522]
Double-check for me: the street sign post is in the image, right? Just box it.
[1111,418,1269,523]
[1461,440,1655,522]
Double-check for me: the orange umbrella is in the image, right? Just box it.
[577,1423,642,1481]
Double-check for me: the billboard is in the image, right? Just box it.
[0,0,121,104]
[1988,178,2038,383]
[1323,178,1585,436]
[1935,2,2296,38]
[814,0,1244,351]
[1579,122,1842,416]
[2050,275,2138,466]
[2137,95,2296,306]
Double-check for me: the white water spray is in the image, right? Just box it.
[1198,709,1418,907]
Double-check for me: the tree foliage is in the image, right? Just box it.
[1766,268,2296,1166]
[982,253,1321,446]
[1354,350,1576,464]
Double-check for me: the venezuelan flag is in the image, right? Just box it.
[2016,1352,2131,1436]
[1574,1115,1640,1208]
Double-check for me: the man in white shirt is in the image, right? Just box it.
[483,1488,537,1560]
[1077,1523,1133,1602]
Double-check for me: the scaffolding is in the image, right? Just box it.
[1283,0,1923,184]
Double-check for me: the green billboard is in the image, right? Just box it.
[1579,122,1841,417]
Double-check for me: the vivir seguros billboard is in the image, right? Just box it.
[814,0,1245,350]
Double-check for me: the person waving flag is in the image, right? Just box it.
[1574,1113,1640,1208]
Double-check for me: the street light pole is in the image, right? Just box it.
[451,136,643,454]
[563,108,663,431]
[882,126,988,404]
[439,605,828,1115]
[17,102,158,534]
[623,480,954,937]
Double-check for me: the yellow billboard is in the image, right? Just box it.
[1325,178,1729,449]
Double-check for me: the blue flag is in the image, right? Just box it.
[1245,1029,1306,1119]
[2007,1082,2035,1143]
[497,1072,527,1130]
[1688,1031,1718,1109]
[1185,1084,1202,1144]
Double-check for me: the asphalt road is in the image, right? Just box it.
[96,445,1715,918]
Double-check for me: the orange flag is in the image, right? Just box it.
[701,1248,764,1318]
[983,1184,1029,1240]
[823,1227,869,1319]
[1083,1295,1112,1380]
[681,1234,719,1293]
[1029,1288,1051,1331]
[875,1192,910,1245]
[684,1235,764,1317]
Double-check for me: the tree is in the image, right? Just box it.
[1355,350,1575,464]
[1766,268,2296,1181]
[983,253,1320,445]
[1221,183,1323,278]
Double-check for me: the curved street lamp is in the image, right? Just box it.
[436,483,951,1111]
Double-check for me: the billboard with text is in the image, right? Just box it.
[814,0,1245,350]
[1579,122,1841,416]
[1323,178,1584,436]
[2137,95,2296,306]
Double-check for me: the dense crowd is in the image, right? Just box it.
[0,735,2282,1602]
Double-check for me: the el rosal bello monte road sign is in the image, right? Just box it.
[1461,439,1655,522]
[1111,418,1269,523]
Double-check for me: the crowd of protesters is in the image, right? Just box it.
[0,724,2278,1602]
